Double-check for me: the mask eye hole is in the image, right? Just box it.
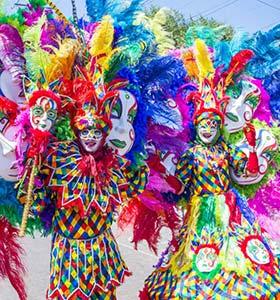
[94,129,102,139]
[32,106,44,117]
[81,129,89,138]
[47,109,57,121]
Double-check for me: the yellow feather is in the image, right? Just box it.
[182,49,199,79]
[150,8,175,55]
[136,8,174,55]
[194,39,214,82]
[46,39,80,83]
[89,15,118,71]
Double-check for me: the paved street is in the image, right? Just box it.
[0,226,171,300]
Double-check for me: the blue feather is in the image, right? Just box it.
[214,41,231,71]
[0,178,22,217]
[232,188,256,225]
[135,56,186,129]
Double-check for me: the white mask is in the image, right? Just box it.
[30,97,57,131]
[224,80,260,133]
[197,119,219,145]
[107,90,137,155]
[230,128,277,185]
[79,127,104,153]
[246,238,270,264]
[195,247,219,273]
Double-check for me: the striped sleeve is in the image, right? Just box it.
[117,159,149,201]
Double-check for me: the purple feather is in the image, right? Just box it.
[40,19,76,51]
[251,78,272,124]
[0,24,25,85]
[22,5,44,26]
[248,173,280,238]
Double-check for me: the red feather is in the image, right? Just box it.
[118,194,180,255]
[224,50,254,83]
[0,96,18,123]
[0,217,27,300]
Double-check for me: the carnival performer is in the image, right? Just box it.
[23,68,147,299]
[0,1,152,298]
[141,40,280,299]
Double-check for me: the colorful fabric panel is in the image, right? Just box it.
[47,229,130,300]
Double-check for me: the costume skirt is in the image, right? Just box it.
[141,191,280,299]
[47,228,130,300]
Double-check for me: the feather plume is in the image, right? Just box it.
[223,49,254,86]
[136,8,174,55]
[0,217,27,300]
[0,24,25,85]
[23,15,50,81]
[137,56,186,129]
[89,15,118,71]
[86,0,123,22]
[45,38,80,82]
[194,39,214,82]
[182,49,199,79]
[115,0,143,26]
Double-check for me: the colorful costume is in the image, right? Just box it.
[0,1,280,300]
[141,40,280,299]
[32,138,146,299]
[1,1,152,298]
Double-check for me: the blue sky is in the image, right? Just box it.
[9,0,280,33]
[51,0,279,33]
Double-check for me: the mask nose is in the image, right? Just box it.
[40,112,48,122]
[204,126,212,133]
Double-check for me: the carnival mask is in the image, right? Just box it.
[107,90,137,155]
[197,118,220,145]
[195,246,219,273]
[224,80,261,133]
[30,97,58,131]
[78,126,104,154]
[246,238,270,264]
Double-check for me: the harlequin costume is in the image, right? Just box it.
[32,140,146,299]
[0,0,151,297]
[140,40,280,299]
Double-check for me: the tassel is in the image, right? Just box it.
[247,152,259,174]
[19,162,36,237]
